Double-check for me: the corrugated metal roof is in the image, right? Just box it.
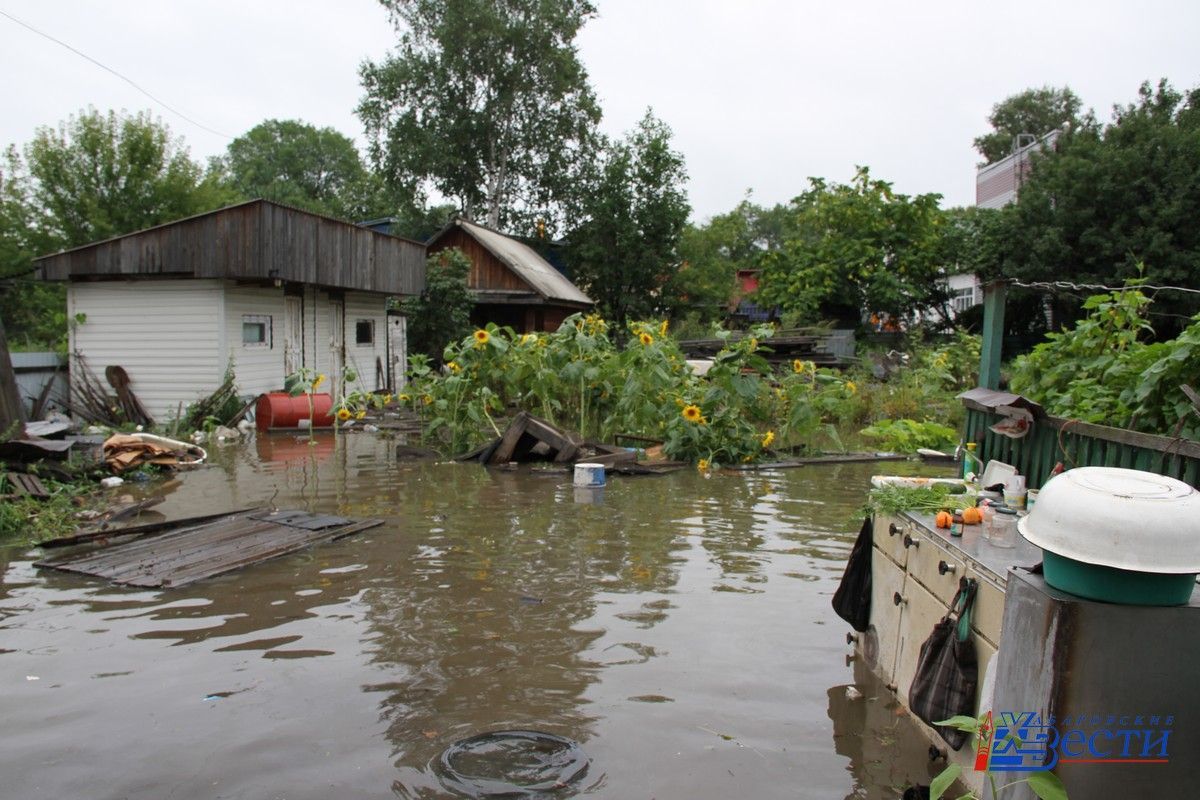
[455,219,592,306]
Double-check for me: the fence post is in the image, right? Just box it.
[979,281,1006,390]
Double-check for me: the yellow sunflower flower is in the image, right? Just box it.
[639,332,653,346]
[761,430,775,448]
[312,373,326,390]
[355,409,367,420]
[845,380,857,395]
[335,407,351,421]
[447,361,461,373]
[422,394,433,405]
[399,394,411,402]
[682,404,703,423]
[473,329,490,346]
[792,359,805,374]
[697,458,710,473]
[383,394,393,404]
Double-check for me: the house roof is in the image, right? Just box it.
[433,218,592,306]
[34,199,426,296]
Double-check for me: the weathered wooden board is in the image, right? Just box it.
[35,509,383,588]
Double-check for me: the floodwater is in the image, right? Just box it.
[2,433,954,799]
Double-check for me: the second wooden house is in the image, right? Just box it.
[426,218,592,332]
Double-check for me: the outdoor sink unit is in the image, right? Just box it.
[1018,466,1200,606]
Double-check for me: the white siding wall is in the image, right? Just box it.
[68,280,224,422]
[222,284,287,398]
[344,292,389,392]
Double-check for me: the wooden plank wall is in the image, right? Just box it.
[429,228,529,292]
[36,201,425,296]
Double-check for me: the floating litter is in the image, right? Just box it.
[434,730,589,797]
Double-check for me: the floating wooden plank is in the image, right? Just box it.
[35,509,383,588]
[38,507,262,549]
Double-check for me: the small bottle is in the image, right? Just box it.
[961,442,978,481]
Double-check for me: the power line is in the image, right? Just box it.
[0,8,233,140]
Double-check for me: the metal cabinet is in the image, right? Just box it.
[855,510,1042,795]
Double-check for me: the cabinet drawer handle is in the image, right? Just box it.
[903,533,919,549]
[888,522,900,537]
[846,632,858,645]
[844,653,857,666]
[938,560,956,575]
[885,682,897,693]
[892,591,907,606]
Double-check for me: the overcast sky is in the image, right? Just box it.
[3,1,1198,224]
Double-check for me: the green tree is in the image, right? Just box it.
[569,111,690,329]
[22,108,231,248]
[669,197,791,325]
[973,85,1086,164]
[756,167,948,325]
[1001,79,1200,333]
[219,119,381,220]
[1,109,231,349]
[358,0,601,233]
[400,247,474,360]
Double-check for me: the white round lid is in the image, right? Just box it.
[1018,466,1200,573]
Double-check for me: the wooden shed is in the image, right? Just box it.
[426,218,592,333]
[35,199,426,421]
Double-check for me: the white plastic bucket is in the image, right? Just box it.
[573,462,606,488]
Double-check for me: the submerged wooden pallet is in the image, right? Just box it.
[35,509,384,588]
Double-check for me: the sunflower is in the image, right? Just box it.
[697,458,710,473]
[845,380,857,395]
[383,394,393,404]
[761,430,775,448]
[682,404,703,423]
[792,359,805,374]
[447,361,461,373]
[335,407,351,421]
[399,394,411,402]
[422,394,433,405]
[659,319,669,337]
[639,332,653,346]
[355,409,367,420]
[312,373,326,390]
[473,329,490,346]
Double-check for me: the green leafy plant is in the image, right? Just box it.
[284,366,327,444]
[931,714,1068,800]
[860,418,958,453]
[1010,282,1200,439]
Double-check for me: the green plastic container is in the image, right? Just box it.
[1042,550,1198,606]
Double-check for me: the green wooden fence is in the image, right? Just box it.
[963,400,1200,491]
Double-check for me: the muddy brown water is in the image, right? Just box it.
[2,434,956,799]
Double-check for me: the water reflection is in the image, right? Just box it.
[0,434,953,799]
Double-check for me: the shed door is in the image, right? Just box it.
[283,296,303,376]
[388,315,408,391]
[330,299,345,395]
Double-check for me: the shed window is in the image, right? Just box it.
[242,314,272,348]
[355,319,375,346]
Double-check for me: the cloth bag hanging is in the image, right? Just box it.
[908,578,979,750]
[831,517,873,632]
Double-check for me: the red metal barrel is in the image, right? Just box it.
[255,392,336,431]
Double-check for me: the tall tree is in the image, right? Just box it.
[219,119,380,220]
[357,0,601,232]
[973,85,1086,164]
[1000,79,1200,333]
[22,108,230,248]
[1,109,231,349]
[569,111,690,328]
[756,167,947,325]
